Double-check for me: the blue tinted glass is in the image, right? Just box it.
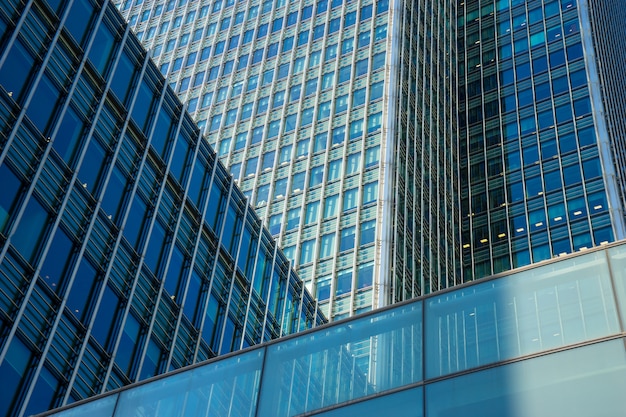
[24,365,59,416]
[0,337,32,417]
[164,245,184,297]
[88,21,116,74]
[110,51,135,104]
[123,195,147,248]
[54,106,85,164]
[258,303,422,416]
[78,138,106,193]
[12,197,49,262]
[425,339,626,417]
[151,110,174,156]
[91,286,120,347]
[27,74,60,132]
[64,0,94,45]
[0,164,22,232]
[0,39,35,101]
[40,227,73,294]
[101,165,128,220]
[144,221,166,272]
[169,136,190,182]
[115,350,264,416]
[116,313,141,374]
[425,251,619,378]
[315,387,423,417]
[67,258,98,323]
[131,79,156,130]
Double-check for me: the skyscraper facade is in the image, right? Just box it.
[459,0,626,279]
[117,0,461,320]
[0,1,324,416]
[121,0,626,319]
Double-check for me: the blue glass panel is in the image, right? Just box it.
[313,387,423,417]
[144,220,166,273]
[0,39,35,101]
[116,313,141,374]
[151,109,174,157]
[425,339,626,417]
[40,227,74,294]
[48,394,117,417]
[12,197,49,262]
[23,365,59,416]
[257,303,422,416]
[607,245,626,328]
[139,337,162,380]
[0,163,22,233]
[131,79,156,130]
[66,258,98,323]
[64,0,94,46]
[425,250,620,378]
[91,286,120,347]
[53,106,85,164]
[123,195,147,248]
[0,337,33,417]
[114,349,264,417]
[78,138,106,193]
[110,50,135,104]
[27,73,61,133]
[88,20,116,74]
[164,245,184,298]
[101,165,128,220]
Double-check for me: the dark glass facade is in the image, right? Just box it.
[0,1,324,416]
[459,0,626,280]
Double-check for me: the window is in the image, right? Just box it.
[309,165,324,187]
[336,269,352,295]
[287,208,300,229]
[363,182,378,205]
[209,115,221,131]
[340,226,356,252]
[300,240,315,264]
[305,201,320,225]
[290,84,301,102]
[360,220,376,245]
[320,234,335,258]
[338,65,351,83]
[347,153,361,174]
[350,119,364,140]
[250,126,264,145]
[332,126,345,145]
[324,195,339,218]
[328,159,342,181]
[305,78,318,96]
[343,188,358,211]
[318,101,331,120]
[314,132,328,153]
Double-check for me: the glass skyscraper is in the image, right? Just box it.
[116,0,461,321]
[119,0,626,320]
[0,1,324,416]
[459,0,626,279]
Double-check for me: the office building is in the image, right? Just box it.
[41,239,626,417]
[459,0,626,279]
[119,0,626,319]
[116,0,462,321]
[0,1,324,416]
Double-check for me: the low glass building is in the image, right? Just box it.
[41,239,626,417]
[0,1,324,416]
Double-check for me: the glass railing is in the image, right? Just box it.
[44,242,626,417]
